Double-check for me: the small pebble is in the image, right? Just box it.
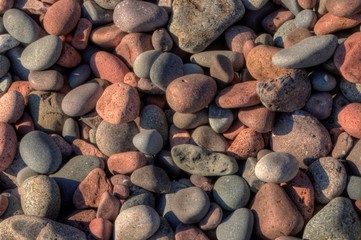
[130,165,171,193]
[338,103,361,139]
[107,151,147,175]
[89,218,113,240]
[133,129,164,155]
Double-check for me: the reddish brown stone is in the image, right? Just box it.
[215,81,260,109]
[169,124,191,148]
[110,174,131,199]
[190,175,213,192]
[0,91,24,124]
[332,131,354,159]
[8,81,32,104]
[15,112,35,136]
[72,139,107,160]
[107,151,147,175]
[50,134,73,159]
[0,194,9,217]
[89,218,113,240]
[0,0,14,14]
[326,0,361,17]
[251,183,304,239]
[314,13,361,35]
[262,9,295,34]
[284,28,313,48]
[355,199,361,213]
[123,72,140,88]
[227,128,265,160]
[146,95,167,109]
[96,192,121,222]
[71,18,92,50]
[223,119,247,140]
[90,24,127,50]
[297,0,317,9]
[224,25,256,54]
[238,105,275,133]
[175,224,209,240]
[338,103,361,138]
[198,203,223,230]
[73,168,112,209]
[56,42,81,68]
[0,122,17,171]
[90,51,130,84]
[66,209,97,233]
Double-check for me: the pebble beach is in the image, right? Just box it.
[0,0,361,239]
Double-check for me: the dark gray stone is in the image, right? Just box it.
[62,118,80,143]
[191,125,229,152]
[16,166,39,186]
[5,46,30,80]
[0,34,20,54]
[133,129,163,155]
[121,191,155,211]
[309,70,337,92]
[155,150,181,178]
[68,64,91,88]
[130,165,171,193]
[208,103,234,133]
[140,104,168,143]
[0,54,10,78]
[340,78,361,103]
[172,109,208,130]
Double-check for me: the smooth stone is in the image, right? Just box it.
[81,0,113,26]
[0,215,86,239]
[0,195,8,217]
[198,203,223,230]
[0,34,20,54]
[140,104,168,143]
[242,0,269,10]
[89,218,113,240]
[303,92,333,120]
[238,105,275,133]
[3,8,42,44]
[71,18,92,50]
[255,152,299,183]
[19,130,62,174]
[133,50,162,79]
[69,64,91,88]
[213,175,250,211]
[28,70,63,91]
[95,120,139,157]
[323,94,350,130]
[283,27,313,48]
[169,124,192,148]
[0,193,23,221]
[251,183,304,239]
[149,217,174,240]
[169,0,245,53]
[191,125,229,152]
[309,70,337,91]
[62,118,80,143]
[0,149,26,189]
[338,103,361,138]
[171,187,210,224]
[0,90,25,124]
[21,35,62,71]
[121,191,155,211]
[16,166,39,186]
[113,0,168,33]
[173,109,209,130]
[5,46,29,80]
[131,165,171,193]
[210,54,234,87]
[110,174,130,199]
[14,112,34,136]
[272,35,338,68]
[96,192,121,221]
[171,144,238,176]
[308,157,347,204]
[183,63,204,75]
[73,168,112,209]
[152,28,173,52]
[326,0,361,17]
[155,150,181,178]
[56,42,81,68]
[281,0,301,15]
[273,20,297,47]
[150,52,183,91]
[190,51,244,71]
[175,224,208,240]
[262,9,295,34]
[0,72,11,94]
[133,129,163,155]
[340,78,361,102]
[271,110,332,168]
[20,175,60,220]
[166,74,217,113]
[294,9,317,29]
[347,176,361,200]
[114,205,160,239]
[95,0,121,9]
[107,151,147,175]
[208,103,234,133]
[0,54,9,78]
[314,13,361,35]
[50,155,104,206]
[216,81,260,108]
[216,208,254,240]
[241,157,265,192]
[96,82,140,124]
[65,209,96,233]
[298,0,317,9]
[332,132,354,159]
[303,197,361,240]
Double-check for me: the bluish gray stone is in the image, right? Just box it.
[309,70,337,91]
[0,54,10,78]
[121,191,156,211]
[294,9,317,29]
[131,165,171,193]
[133,50,162,79]
[133,129,163,155]
[0,34,20,54]
[340,78,361,103]
[208,103,234,133]
[69,64,91,88]
[5,46,30,80]
[183,63,204,75]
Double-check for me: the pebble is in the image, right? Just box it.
[0,192,23,221]
[315,13,361,35]
[308,157,347,204]
[139,104,168,143]
[251,183,304,239]
[107,151,147,175]
[96,82,140,124]
[171,186,210,224]
[0,90,25,124]
[216,208,254,240]
[183,63,204,75]
[149,217,174,240]
[326,0,361,17]
[332,132,354,159]
[340,78,361,102]
[281,0,301,15]
[114,205,160,239]
[43,0,81,35]
[190,51,244,71]
[272,35,338,68]
[238,105,275,133]
[95,120,138,156]
[303,197,361,239]
[171,144,238,176]
[121,191,155,211]
[96,192,121,221]
[56,42,82,68]
[0,34,20,54]
[255,152,299,183]
[262,9,295,34]
[50,134,72,159]
[338,103,361,138]
[20,175,60,219]
[89,218,113,240]
[347,176,361,200]
[133,50,162,79]
[198,203,223,230]
[347,139,361,176]
[65,209,97,233]
[294,9,317,29]
[283,27,313,48]
[173,109,209,130]
[71,18,92,50]
[16,166,38,186]
[191,125,229,152]
[213,175,250,211]
[309,70,337,91]
[0,53,9,78]
[73,168,112,209]
[208,103,234,133]
[166,74,217,113]
[273,20,297,47]
[90,23,126,50]
[130,165,171,193]
[303,92,333,120]
[62,118,80,143]
[0,194,8,217]
[169,0,245,53]
[0,73,12,94]
[216,81,260,108]
[271,111,332,168]
[169,124,192,148]
[20,35,63,71]
[82,0,113,27]
[28,70,64,91]
[133,129,164,155]
[152,28,173,51]
[175,224,209,240]
[210,54,234,87]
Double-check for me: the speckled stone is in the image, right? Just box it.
[29,70,64,91]
[0,90,25,124]
[308,157,347,204]
[169,0,245,53]
[213,174,248,211]
[131,165,171,193]
[89,218,113,240]
[238,105,275,133]
[303,197,361,240]
[114,205,160,239]
[273,20,297,47]
[171,144,238,176]
[140,104,168,144]
[216,81,260,108]
[191,125,229,152]
[20,175,60,220]
[338,103,361,139]
[107,151,147,175]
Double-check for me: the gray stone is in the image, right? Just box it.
[0,34,20,54]
[272,35,338,68]
[19,130,62,174]
[242,157,264,192]
[156,193,182,229]
[0,72,11,94]
[216,208,254,240]
[94,0,122,9]
[131,165,171,193]
[255,152,299,183]
[149,217,174,240]
[113,0,168,33]
[190,50,244,71]
[323,94,350,129]
[121,191,156,211]
[21,35,63,71]
[140,104,168,143]
[169,0,245,53]
[155,150,181,178]
[191,125,229,152]
[255,33,274,46]
[171,144,238,176]
[133,129,163,155]
[273,20,297,47]
[340,78,361,103]
[17,166,39,186]
[208,103,234,133]
[3,8,43,44]
[281,0,301,15]
[294,9,317,29]
[95,120,138,156]
[150,52,183,91]
[28,70,64,91]
[5,46,30,80]
[172,109,208,130]
[133,50,162,79]
[332,132,353,159]
[242,0,269,10]
[50,155,104,206]
[20,175,61,220]
[213,175,250,211]
[303,197,361,240]
[347,176,361,200]
[62,118,80,143]
[69,64,91,88]
[81,0,113,26]
[0,54,9,78]
[0,193,23,222]
[0,215,86,239]
[308,157,347,204]
[0,17,4,34]
[152,28,174,52]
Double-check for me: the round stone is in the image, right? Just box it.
[139,104,168,143]
[16,167,39,186]
[133,50,162,79]
[171,187,210,224]
[255,152,299,183]
[132,129,163,155]
[338,103,361,138]
[19,130,62,174]
[68,64,91,88]
[173,109,208,130]
[130,165,171,193]
[213,175,250,211]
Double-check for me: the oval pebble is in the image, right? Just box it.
[238,105,275,133]
[89,218,113,240]
[133,50,162,79]
[190,50,244,71]
[216,81,260,108]
[68,64,91,88]
[347,176,361,200]
[0,122,17,171]
[107,151,147,175]
[139,104,168,143]
[131,165,171,193]
[133,129,163,155]
[28,70,64,91]
[309,70,337,91]
[208,103,234,133]
[0,90,25,123]
[294,9,317,29]
[191,125,229,152]
[173,109,209,130]
[255,152,299,183]
[19,130,62,174]
[338,103,361,139]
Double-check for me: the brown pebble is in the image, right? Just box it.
[15,112,35,136]
[355,199,361,213]
[96,192,121,222]
[29,70,64,91]
[71,18,92,50]
[146,95,167,109]
[332,132,354,159]
[0,0,14,14]
[314,13,361,35]
[66,209,97,233]
[175,224,209,240]
[284,28,313,48]
[338,103,361,138]
[90,23,127,50]
[224,25,256,54]
[198,203,223,230]
[72,139,107,160]
[190,175,213,192]
[110,174,131,199]
[0,91,25,124]
[89,218,113,240]
[326,0,361,17]
[238,105,275,133]
[262,9,295,34]
[56,42,82,68]
[210,54,234,87]
[0,194,9,217]
[107,151,147,175]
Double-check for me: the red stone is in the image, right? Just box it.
[107,151,147,175]
[89,218,113,240]
[71,18,92,50]
[338,103,361,139]
[227,128,264,160]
